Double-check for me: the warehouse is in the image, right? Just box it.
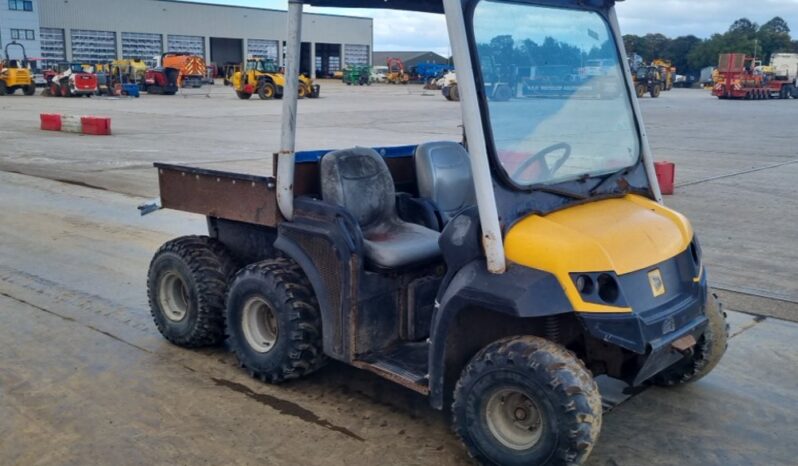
[372,51,450,69]
[4,0,373,77]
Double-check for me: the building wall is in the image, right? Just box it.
[36,0,373,73]
[0,0,43,66]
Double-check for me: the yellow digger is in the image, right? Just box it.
[0,42,36,96]
[232,58,319,100]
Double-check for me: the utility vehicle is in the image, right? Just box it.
[142,1,728,464]
[634,65,663,98]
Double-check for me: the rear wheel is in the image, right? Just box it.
[636,84,646,98]
[23,84,36,96]
[297,84,307,99]
[147,236,237,348]
[0,81,7,96]
[61,84,72,97]
[652,294,729,386]
[453,336,602,466]
[226,258,326,383]
[258,82,275,100]
[49,83,60,97]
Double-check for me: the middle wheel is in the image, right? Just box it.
[226,258,326,383]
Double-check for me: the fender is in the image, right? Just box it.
[274,197,363,361]
[427,259,573,409]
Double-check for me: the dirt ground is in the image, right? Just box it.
[1,82,798,465]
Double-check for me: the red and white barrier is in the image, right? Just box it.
[40,114,112,136]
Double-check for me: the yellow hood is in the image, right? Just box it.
[504,195,693,312]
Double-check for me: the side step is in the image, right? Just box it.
[354,341,430,395]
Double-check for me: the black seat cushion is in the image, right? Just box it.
[321,147,440,268]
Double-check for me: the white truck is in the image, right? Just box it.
[770,53,798,98]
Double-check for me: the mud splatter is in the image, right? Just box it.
[211,377,365,442]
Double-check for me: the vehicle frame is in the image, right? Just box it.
[142,1,727,463]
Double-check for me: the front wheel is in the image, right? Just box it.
[652,294,729,386]
[636,84,646,98]
[24,84,36,96]
[453,336,602,466]
[236,90,253,100]
[650,85,662,98]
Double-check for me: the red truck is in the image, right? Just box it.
[713,53,798,100]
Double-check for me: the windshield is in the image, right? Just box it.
[248,60,279,73]
[473,1,639,187]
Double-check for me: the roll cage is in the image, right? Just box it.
[277,0,661,274]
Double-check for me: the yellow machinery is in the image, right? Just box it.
[652,59,676,91]
[385,57,410,84]
[112,59,147,82]
[231,58,319,100]
[0,42,36,96]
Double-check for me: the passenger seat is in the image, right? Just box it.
[414,141,476,224]
[321,147,441,269]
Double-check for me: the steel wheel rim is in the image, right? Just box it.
[485,387,544,451]
[242,296,278,353]
[158,271,190,322]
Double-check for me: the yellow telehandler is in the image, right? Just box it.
[232,58,319,100]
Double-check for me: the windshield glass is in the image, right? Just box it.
[248,60,279,73]
[473,1,639,187]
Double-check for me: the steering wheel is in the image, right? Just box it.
[511,142,572,183]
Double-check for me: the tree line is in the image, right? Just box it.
[623,17,798,77]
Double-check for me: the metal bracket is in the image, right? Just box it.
[137,198,163,216]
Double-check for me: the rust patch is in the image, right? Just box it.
[671,334,697,353]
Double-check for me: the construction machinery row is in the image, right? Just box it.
[712,52,798,100]
[628,55,675,98]
[2,45,208,98]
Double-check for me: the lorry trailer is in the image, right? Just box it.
[713,53,798,100]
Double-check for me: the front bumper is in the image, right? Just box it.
[579,248,709,385]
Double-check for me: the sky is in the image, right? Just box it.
[193,0,798,55]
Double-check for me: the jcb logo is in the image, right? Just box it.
[648,269,666,297]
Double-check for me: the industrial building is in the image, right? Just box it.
[1,0,373,77]
[372,51,450,69]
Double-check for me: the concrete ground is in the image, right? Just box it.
[1,83,797,465]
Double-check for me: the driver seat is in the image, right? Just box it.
[321,147,441,269]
